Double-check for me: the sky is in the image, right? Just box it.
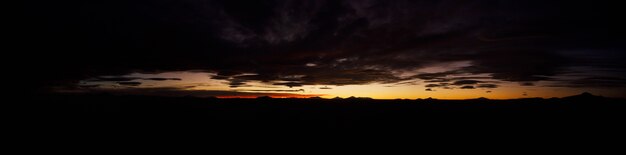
[19,0,626,99]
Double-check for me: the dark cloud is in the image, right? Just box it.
[425,84,441,88]
[117,82,142,86]
[91,77,141,82]
[477,84,498,88]
[453,80,481,85]
[273,82,304,88]
[418,73,494,84]
[144,78,182,81]
[71,87,320,98]
[520,82,535,86]
[461,50,564,82]
[228,79,247,88]
[414,71,460,80]
[78,85,100,88]
[319,86,332,89]
[210,75,231,80]
[425,88,433,91]
[460,86,475,89]
[550,76,626,88]
[243,89,305,93]
[392,80,419,86]
[88,77,182,82]
[20,0,626,96]
[424,79,452,83]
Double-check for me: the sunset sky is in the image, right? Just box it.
[22,0,626,99]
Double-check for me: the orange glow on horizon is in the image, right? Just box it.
[78,71,626,99]
[216,94,325,99]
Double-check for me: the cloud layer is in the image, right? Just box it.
[20,0,626,95]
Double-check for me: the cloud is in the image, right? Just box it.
[228,79,247,88]
[477,84,498,88]
[453,80,481,85]
[414,71,460,80]
[88,77,182,82]
[210,75,231,80]
[215,68,404,88]
[91,77,140,82]
[550,76,626,88]
[424,79,452,83]
[460,86,475,89]
[461,50,564,82]
[22,0,626,96]
[78,84,100,88]
[117,82,142,86]
[74,87,320,98]
[243,89,305,93]
[144,78,182,81]
[425,84,441,88]
[319,86,332,89]
[272,82,304,88]
[391,80,420,86]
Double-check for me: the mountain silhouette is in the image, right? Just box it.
[21,92,625,131]
[563,92,604,100]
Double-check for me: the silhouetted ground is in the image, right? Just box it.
[10,92,625,155]
[21,92,624,129]
[12,92,626,150]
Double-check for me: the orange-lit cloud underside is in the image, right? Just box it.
[77,72,626,99]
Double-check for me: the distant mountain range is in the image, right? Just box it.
[562,92,606,100]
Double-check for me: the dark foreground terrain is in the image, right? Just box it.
[12,92,626,149]
[22,93,625,129]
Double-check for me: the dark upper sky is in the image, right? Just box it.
[17,0,626,98]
